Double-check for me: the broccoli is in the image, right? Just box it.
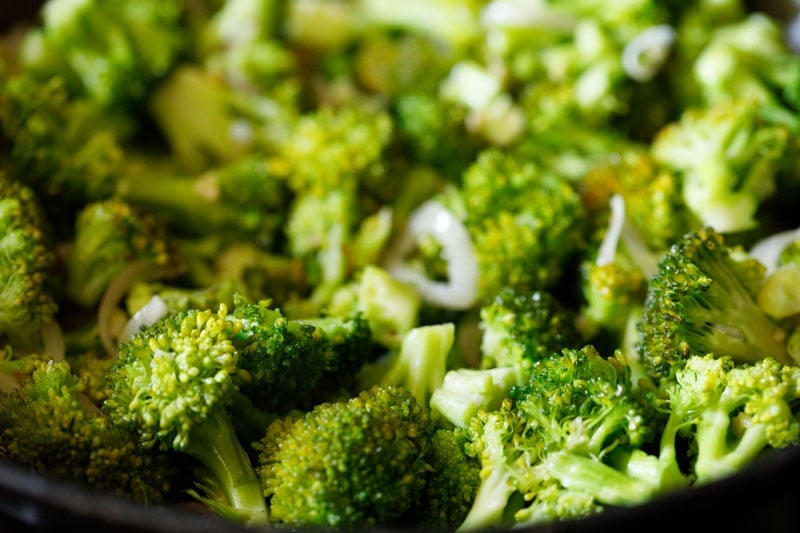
[256,385,434,528]
[0,70,125,220]
[103,305,268,525]
[651,99,793,233]
[688,13,800,119]
[458,345,686,531]
[230,294,377,412]
[444,148,588,302]
[21,0,187,111]
[66,198,174,308]
[430,366,523,429]
[0,359,175,504]
[636,227,794,381]
[414,428,481,529]
[0,172,58,352]
[146,64,297,171]
[664,354,800,484]
[478,287,581,376]
[358,322,454,406]
[117,153,290,248]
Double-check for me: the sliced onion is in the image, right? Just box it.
[97,260,165,356]
[622,24,676,82]
[596,194,626,267]
[119,295,169,344]
[383,201,479,310]
[749,226,800,275]
[480,0,576,31]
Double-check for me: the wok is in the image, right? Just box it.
[2,1,800,532]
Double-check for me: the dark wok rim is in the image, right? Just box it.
[2,442,800,532]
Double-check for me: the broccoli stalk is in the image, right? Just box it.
[358,322,454,406]
[667,354,800,484]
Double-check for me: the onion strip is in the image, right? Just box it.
[118,295,169,344]
[97,260,167,356]
[383,201,479,310]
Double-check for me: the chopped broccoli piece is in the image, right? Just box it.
[0,359,174,503]
[104,305,268,525]
[637,227,794,381]
[256,385,434,528]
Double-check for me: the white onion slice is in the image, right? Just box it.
[97,260,164,356]
[119,295,169,344]
[596,194,626,267]
[749,226,800,275]
[383,201,479,310]
[622,24,676,82]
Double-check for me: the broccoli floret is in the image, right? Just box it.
[66,198,174,308]
[651,99,792,233]
[415,428,481,529]
[256,385,434,528]
[478,287,581,376]
[458,345,689,531]
[22,0,186,111]
[688,13,800,119]
[231,294,377,412]
[0,71,125,218]
[146,64,297,171]
[665,354,800,484]
[103,305,268,525]
[447,148,588,301]
[117,153,290,248]
[393,90,483,181]
[0,359,174,503]
[0,173,58,351]
[636,227,794,381]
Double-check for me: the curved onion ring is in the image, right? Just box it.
[97,260,169,356]
[118,295,169,344]
[622,24,676,82]
[750,226,800,275]
[383,201,479,310]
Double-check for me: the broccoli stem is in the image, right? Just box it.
[182,409,268,526]
[457,463,515,532]
[693,406,770,484]
[543,451,656,506]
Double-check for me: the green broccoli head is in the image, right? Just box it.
[0,72,125,217]
[257,385,434,528]
[105,303,267,524]
[636,227,793,381]
[23,0,186,110]
[479,288,581,375]
[231,295,377,411]
[67,198,174,308]
[651,99,792,233]
[512,345,655,457]
[454,148,587,300]
[415,428,481,529]
[1,359,174,503]
[0,173,58,348]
